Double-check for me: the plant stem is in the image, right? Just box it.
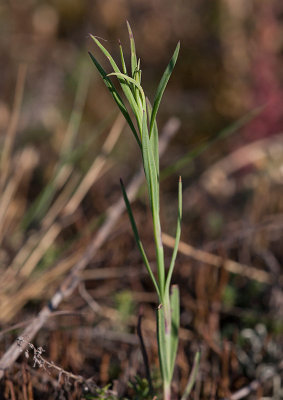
[164,381,171,400]
[153,193,165,299]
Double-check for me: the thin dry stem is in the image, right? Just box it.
[0,148,38,245]
[162,233,273,284]
[0,64,27,190]
[63,113,124,216]
[0,115,123,321]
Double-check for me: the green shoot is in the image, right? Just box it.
[89,23,182,400]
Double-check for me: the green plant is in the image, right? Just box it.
[128,375,152,399]
[89,22,195,399]
[84,383,118,400]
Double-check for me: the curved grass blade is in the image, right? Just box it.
[141,112,159,211]
[90,35,121,73]
[165,177,182,294]
[118,40,127,74]
[90,35,142,129]
[181,351,200,400]
[88,52,141,149]
[120,178,160,298]
[141,112,161,223]
[141,111,153,207]
[146,98,159,178]
[126,21,137,78]
[149,42,180,137]
[141,114,151,203]
[107,72,146,108]
[169,285,180,380]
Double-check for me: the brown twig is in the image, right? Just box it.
[162,233,273,284]
[16,336,84,383]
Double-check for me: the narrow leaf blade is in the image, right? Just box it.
[181,351,200,400]
[169,285,180,380]
[141,112,165,291]
[165,176,182,293]
[157,306,170,383]
[90,35,121,73]
[149,42,180,137]
[90,35,142,130]
[88,52,141,149]
[126,21,137,77]
[107,72,145,106]
[141,112,152,205]
[146,98,159,177]
[120,178,160,297]
[141,111,159,216]
[118,40,127,74]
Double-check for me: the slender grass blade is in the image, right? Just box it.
[107,72,146,107]
[118,40,127,74]
[90,35,121,72]
[165,177,182,293]
[90,36,142,129]
[120,179,160,297]
[126,21,137,78]
[181,351,200,400]
[88,52,141,149]
[169,285,180,380]
[141,112,160,216]
[141,114,165,291]
[157,306,170,383]
[141,112,152,206]
[146,98,159,178]
[149,42,180,137]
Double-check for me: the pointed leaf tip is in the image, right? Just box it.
[126,20,134,38]
[90,34,107,42]
[149,41,180,137]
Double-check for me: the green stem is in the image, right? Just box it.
[164,380,171,400]
[153,209,165,299]
[163,297,172,380]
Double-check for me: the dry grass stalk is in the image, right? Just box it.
[162,233,273,284]
[0,64,27,190]
[0,148,38,246]
[0,113,124,322]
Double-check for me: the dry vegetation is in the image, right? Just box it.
[0,1,282,399]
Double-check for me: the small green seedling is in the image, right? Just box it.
[89,22,194,399]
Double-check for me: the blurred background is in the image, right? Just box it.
[0,0,282,399]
